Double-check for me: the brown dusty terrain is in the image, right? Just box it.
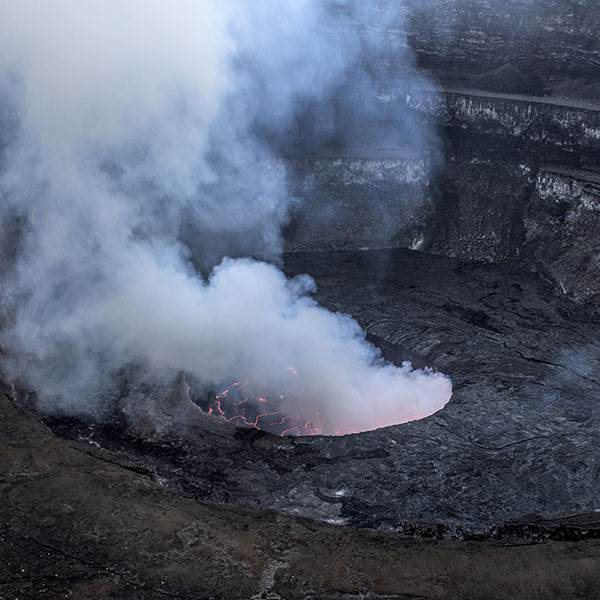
[3,385,600,600]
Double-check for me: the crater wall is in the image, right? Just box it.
[287,0,600,303]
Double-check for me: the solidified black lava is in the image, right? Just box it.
[31,248,600,532]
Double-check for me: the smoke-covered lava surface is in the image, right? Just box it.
[206,370,327,436]
[203,364,436,436]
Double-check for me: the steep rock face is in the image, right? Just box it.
[523,167,600,300]
[286,156,432,251]
[430,90,600,167]
[288,89,600,301]
[425,156,533,267]
[408,1,600,299]
[289,1,600,301]
[423,91,600,302]
[407,0,600,98]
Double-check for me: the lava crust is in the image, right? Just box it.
[25,248,600,532]
[4,248,600,599]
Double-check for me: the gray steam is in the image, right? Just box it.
[0,1,450,434]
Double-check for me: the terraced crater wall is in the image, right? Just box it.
[287,0,600,303]
[407,0,600,98]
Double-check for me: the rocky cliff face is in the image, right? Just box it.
[430,91,600,165]
[407,0,600,99]
[416,1,600,303]
[289,0,600,303]
[288,89,600,302]
[424,91,600,302]
[286,156,432,252]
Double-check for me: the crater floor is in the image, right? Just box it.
[282,249,600,528]
[3,248,600,598]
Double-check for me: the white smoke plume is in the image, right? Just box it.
[0,0,450,434]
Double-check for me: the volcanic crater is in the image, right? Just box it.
[3,1,600,599]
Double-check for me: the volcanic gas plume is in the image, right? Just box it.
[0,0,451,435]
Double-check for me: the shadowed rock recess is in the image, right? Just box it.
[3,1,600,599]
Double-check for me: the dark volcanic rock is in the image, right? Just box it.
[471,63,546,96]
[287,85,600,302]
[280,249,600,529]
[285,1,600,303]
[285,156,434,252]
[5,383,600,600]
[28,249,600,533]
[432,90,600,169]
[421,91,600,302]
[5,249,600,597]
[406,0,600,98]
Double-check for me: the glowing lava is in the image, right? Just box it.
[207,371,325,436]
[204,362,451,437]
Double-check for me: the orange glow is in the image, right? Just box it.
[204,367,444,437]
[207,373,324,436]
